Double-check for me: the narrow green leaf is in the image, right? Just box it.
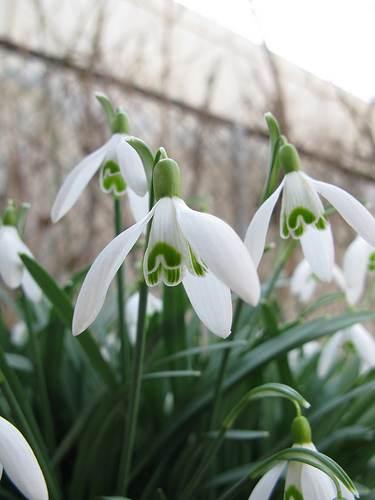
[142,370,201,380]
[206,430,269,441]
[19,254,117,387]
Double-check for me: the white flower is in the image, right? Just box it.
[0,226,41,302]
[0,416,48,500]
[290,259,345,304]
[50,133,148,223]
[73,196,260,338]
[318,323,375,377]
[126,291,163,344]
[245,145,375,283]
[343,235,375,305]
[248,443,355,500]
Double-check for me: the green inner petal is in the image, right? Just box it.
[282,213,290,238]
[315,216,328,231]
[189,245,207,277]
[285,485,304,500]
[147,242,182,272]
[101,160,127,194]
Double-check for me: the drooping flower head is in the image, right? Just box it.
[248,416,357,500]
[0,200,41,302]
[245,142,375,283]
[51,95,148,223]
[73,154,261,338]
[0,415,48,500]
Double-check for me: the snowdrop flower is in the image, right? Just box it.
[245,143,375,283]
[290,259,345,304]
[0,203,41,302]
[248,416,356,500]
[126,291,163,344]
[0,415,48,500]
[51,109,148,223]
[343,235,375,306]
[73,157,260,338]
[318,323,375,377]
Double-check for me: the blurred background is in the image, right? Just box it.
[0,0,374,293]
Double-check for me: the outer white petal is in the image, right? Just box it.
[300,225,334,282]
[343,236,373,305]
[307,176,375,247]
[72,209,154,335]
[116,138,148,196]
[300,460,337,499]
[244,181,285,268]
[248,461,286,500]
[0,416,48,500]
[182,271,232,338]
[173,198,260,306]
[317,332,343,378]
[50,140,109,222]
[127,188,150,223]
[21,270,42,303]
[0,227,32,289]
[290,259,316,303]
[347,323,375,374]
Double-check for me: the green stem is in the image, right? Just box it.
[208,299,244,431]
[21,292,56,452]
[114,197,129,383]
[118,281,149,495]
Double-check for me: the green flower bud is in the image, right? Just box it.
[279,144,302,175]
[111,109,130,135]
[291,416,312,444]
[153,159,182,201]
[2,200,17,226]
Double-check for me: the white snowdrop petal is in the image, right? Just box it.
[0,416,48,500]
[174,198,260,306]
[127,189,150,224]
[248,462,286,500]
[0,227,32,289]
[50,140,109,222]
[116,139,148,196]
[73,210,154,335]
[244,181,284,268]
[300,225,334,282]
[317,332,343,378]
[308,177,375,247]
[183,272,232,338]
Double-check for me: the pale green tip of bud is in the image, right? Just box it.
[291,416,312,444]
[279,144,302,175]
[111,109,130,135]
[153,159,182,201]
[2,199,17,226]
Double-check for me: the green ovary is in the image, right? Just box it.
[147,242,182,272]
[101,161,127,194]
[285,485,304,500]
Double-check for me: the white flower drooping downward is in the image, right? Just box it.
[73,157,261,338]
[51,109,148,223]
[245,143,375,283]
[0,202,41,302]
[248,416,357,500]
[0,415,48,500]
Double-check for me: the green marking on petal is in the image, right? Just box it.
[189,245,207,277]
[368,252,375,272]
[282,213,290,238]
[315,216,328,230]
[293,224,304,238]
[288,207,315,229]
[101,160,127,195]
[147,242,182,272]
[147,264,163,286]
[285,485,304,500]
[164,267,181,285]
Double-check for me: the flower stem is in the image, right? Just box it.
[114,197,129,383]
[20,292,56,452]
[118,281,149,495]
